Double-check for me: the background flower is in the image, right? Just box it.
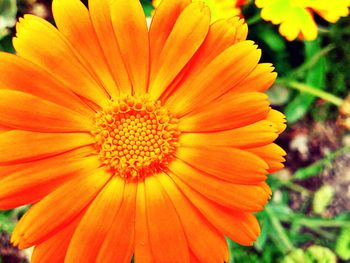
[153,0,246,21]
[255,0,350,41]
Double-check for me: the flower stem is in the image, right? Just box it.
[246,13,261,26]
[298,218,350,228]
[265,206,295,253]
[277,79,343,106]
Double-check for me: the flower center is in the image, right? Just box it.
[92,95,180,181]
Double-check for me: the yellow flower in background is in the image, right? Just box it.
[153,0,246,21]
[255,0,350,41]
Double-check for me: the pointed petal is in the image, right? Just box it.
[110,0,149,94]
[169,172,261,245]
[179,92,270,132]
[233,63,277,93]
[168,160,269,212]
[166,41,261,116]
[161,17,247,101]
[31,214,83,263]
[88,0,132,94]
[175,146,268,183]
[11,168,111,248]
[96,183,137,263]
[14,15,109,106]
[0,90,93,133]
[247,144,286,173]
[0,154,100,210]
[0,52,93,116]
[134,182,154,263]
[148,2,210,99]
[65,177,125,263]
[0,131,94,165]
[144,175,190,263]
[149,0,191,73]
[157,173,228,263]
[52,0,118,99]
[266,109,287,134]
[179,120,279,149]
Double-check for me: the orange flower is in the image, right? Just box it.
[0,0,285,262]
[255,0,350,41]
[153,0,246,21]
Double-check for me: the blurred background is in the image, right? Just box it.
[0,0,349,262]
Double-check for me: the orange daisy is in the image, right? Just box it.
[0,0,286,262]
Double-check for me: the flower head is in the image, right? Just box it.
[0,0,285,262]
[153,0,246,21]
[255,0,350,41]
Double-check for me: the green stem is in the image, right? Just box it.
[265,206,295,253]
[277,79,343,106]
[298,219,350,228]
[283,182,312,196]
[307,226,336,240]
[291,45,335,77]
[246,13,261,26]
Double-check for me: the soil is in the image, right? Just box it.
[0,232,28,263]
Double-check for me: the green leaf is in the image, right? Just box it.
[312,185,335,215]
[294,161,324,180]
[285,39,326,123]
[258,26,286,53]
[0,210,16,233]
[141,0,154,17]
[335,227,350,260]
[254,215,269,251]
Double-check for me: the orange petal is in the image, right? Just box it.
[168,160,269,212]
[175,146,267,184]
[148,2,210,100]
[110,0,149,95]
[179,92,270,132]
[0,131,93,165]
[144,175,190,263]
[161,17,247,101]
[65,177,125,263]
[31,213,83,263]
[0,154,100,210]
[149,0,191,74]
[179,120,279,149]
[157,173,229,263]
[169,172,261,246]
[0,146,93,179]
[14,15,109,106]
[0,90,93,133]
[52,0,118,99]
[231,17,248,42]
[88,0,132,94]
[0,52,93,116]
[247,143,286,173]
[11,168,111,249]
[134,182,154,263]
[233,63,277,93]
[266,109,287,134]
[0,124,9,133]
[166,41,261,116]
[96,182,137,263]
